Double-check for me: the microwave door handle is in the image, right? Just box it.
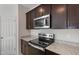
[44,19,46,26]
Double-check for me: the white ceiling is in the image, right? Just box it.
[22,4,40,11]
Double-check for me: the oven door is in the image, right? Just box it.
[28,42,45,52]
[28,42,45,55]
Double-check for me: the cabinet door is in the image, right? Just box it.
[28,44,45,55]
[35,4,50,18]
[68,5,79,29]
[21,39,28,55]
[21,39,26,54]
[30,10,36,29]
[45,49,59,55]
[26,12,31,29]
[21,39,24,54]
[26,10,35,29]
[51,4,67,29]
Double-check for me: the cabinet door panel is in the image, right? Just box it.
[51,4,67,29]
[21,39,28,55]
[28,45,45,55]
[26,12,31,29]
[68,5,79,29]
[35,4,50,17]
[26,10,35,29]
[21,39,26,54]
[30,10,35,29]
[45,49,59,55]
[21,39,24,54]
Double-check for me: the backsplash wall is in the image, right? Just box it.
[31,29,79,43]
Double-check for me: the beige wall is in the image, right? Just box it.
[18,4,31,38]
[18,4,31,54]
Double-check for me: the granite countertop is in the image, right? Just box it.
[46,42,79,55]
[21,35,38,41]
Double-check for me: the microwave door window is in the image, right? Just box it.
[35,19,44,27]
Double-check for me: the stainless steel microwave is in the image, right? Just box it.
[33,14,50,28]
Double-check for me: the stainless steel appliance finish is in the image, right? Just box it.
[33,14,50,28]
[29,33,55,51]
[38,33,55,44]
[28,42,44,51]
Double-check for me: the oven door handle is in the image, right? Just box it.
[28,42,44,51]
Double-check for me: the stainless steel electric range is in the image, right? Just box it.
[28,33,55,51]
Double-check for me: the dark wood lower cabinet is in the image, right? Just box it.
[28,44,45,55]
[21,39,29,55]
[21,39,59,55]
[45,49,59,55]
[21,39,45,55]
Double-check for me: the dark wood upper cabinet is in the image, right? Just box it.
[26,4,79,29]
[30,10,35,29]
[26,4,50,29]
[35,4,50,18]
[26,10,35,29]
[51,4,67,29]
[26,11,31,29]
[68,5,79,29]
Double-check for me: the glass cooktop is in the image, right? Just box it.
[29,39,50,48]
